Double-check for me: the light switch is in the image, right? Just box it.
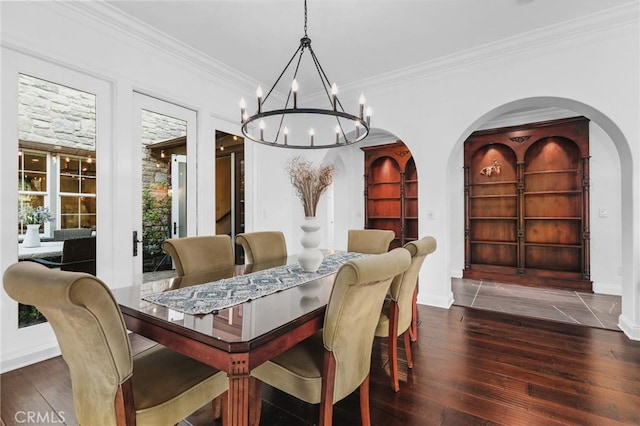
[598,208,608,218]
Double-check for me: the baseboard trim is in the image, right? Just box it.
[1,342,61,373]
[592,282,622,296]
[618,314,640,341]
[420,291,454,309]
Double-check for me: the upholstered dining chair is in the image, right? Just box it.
[236,231,287,264]
[162,235,234,276]
[375,236,437,392]
[347,229,395,254]
[3,261,228,426]
[251,247,411,426]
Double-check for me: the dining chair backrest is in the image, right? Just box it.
[347,229,395,254]
[236,231,287,264]
[391,236,437,334]
[323,247,411,402]
[3,261,132,425]
[162,235,234,276]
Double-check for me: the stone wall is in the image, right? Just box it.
[141,109,187,185]
[18,74,96,149]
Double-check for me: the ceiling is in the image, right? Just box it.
[106,0,632,97]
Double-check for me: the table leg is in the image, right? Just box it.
[227,353,251,426]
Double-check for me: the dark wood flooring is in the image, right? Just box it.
[2,305,639,425]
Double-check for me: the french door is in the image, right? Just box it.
[132,93,196,281]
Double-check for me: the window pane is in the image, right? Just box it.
[60,175,80,192]
[81,177,96,194]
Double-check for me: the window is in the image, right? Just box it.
[59,155,96,229]
[18,150,50,235]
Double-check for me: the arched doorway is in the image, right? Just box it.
[447,97,634,336]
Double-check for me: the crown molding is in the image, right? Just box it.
[27,1,639,100]
[343,1,639,96]
[49,1,260,94]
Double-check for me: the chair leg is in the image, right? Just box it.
[319,350,337,426]
[359,375,371,426]
[403,331,413,368]
[388,301,400,392]
[409,287,418,342]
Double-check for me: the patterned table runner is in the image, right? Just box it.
[142,251,366,315]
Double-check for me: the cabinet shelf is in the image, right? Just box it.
[469,194,517,199]
[525,242,582,248]
[368,197,400,201]
[368,216,402,220]
[470,240,517,246]
[469,180,517,186]
[524,190,581,195]
[470,216,517,220]
[368,181,401,185]
[524,217,581,220]
[524,169,580,176]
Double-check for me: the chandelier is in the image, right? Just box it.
[239,0,371,149]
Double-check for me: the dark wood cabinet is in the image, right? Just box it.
[463,117,591,291]
[362,141,418,249]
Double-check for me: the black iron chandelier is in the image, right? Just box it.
[239,0,371,149]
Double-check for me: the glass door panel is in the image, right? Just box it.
[17,73,97,327]
[133,93,196,281]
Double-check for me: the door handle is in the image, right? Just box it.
[133,230,142,256]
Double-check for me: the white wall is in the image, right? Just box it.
[1,1,638,372]
[345,6,639,335]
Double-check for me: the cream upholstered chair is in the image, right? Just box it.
[162,235,234,276]
[3,262,228,426]
[235,231,287,264]
[375,236,437,392]
[251,247,411,426]
[347,229,395,254]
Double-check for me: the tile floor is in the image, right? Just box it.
[451,278,622,331]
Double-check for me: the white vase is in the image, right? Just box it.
[23,224,42,248]
[298,216,323,272]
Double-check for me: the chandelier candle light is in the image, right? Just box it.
[239,0,371,149]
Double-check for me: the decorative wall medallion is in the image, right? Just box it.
[509,135,531,144]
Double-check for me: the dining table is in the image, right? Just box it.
[111,252,362,426]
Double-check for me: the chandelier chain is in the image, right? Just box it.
[304,0,308,37]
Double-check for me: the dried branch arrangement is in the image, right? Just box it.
[286,156,335,217]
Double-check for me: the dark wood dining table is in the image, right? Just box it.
[111,257,337,426]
